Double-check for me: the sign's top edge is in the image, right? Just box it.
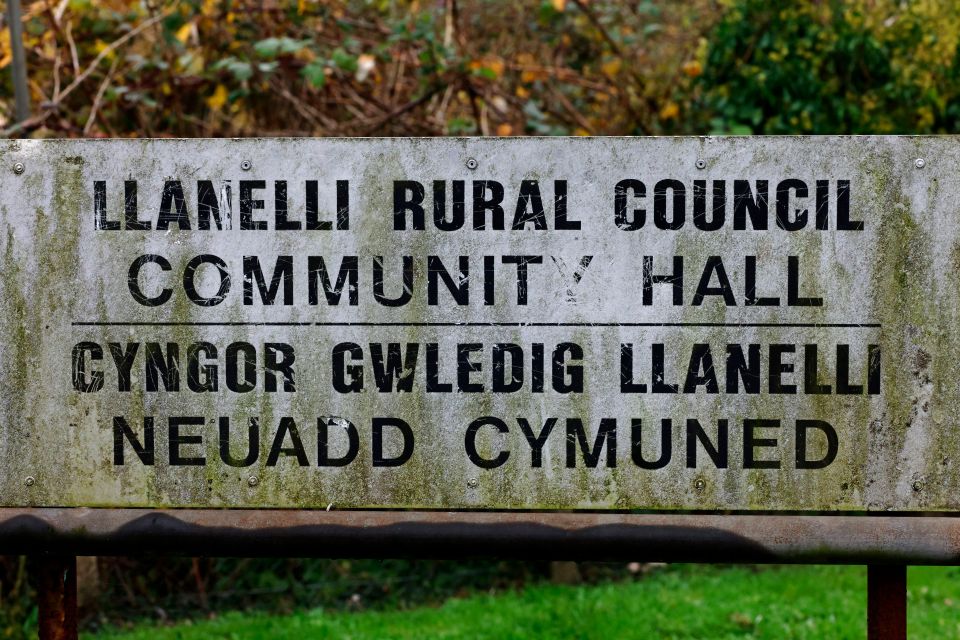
[5,134,960,142]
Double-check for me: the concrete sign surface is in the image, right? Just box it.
[0,136,954,511]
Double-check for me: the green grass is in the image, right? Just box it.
[89,565,960,639]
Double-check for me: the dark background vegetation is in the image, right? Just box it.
[0,0,958,636]
[3,0,960,138]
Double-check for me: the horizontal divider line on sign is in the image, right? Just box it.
[70,321,883,328]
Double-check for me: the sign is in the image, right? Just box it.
[0,137,953,513]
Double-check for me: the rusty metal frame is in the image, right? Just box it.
[868,565,907,640]
[35,555,77,640]
[0,508,957,564]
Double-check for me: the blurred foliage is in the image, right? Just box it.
[0,0,957,137]
[0,0,714,136]
[699,0,960,134]
[1,1,959,136]
[0,558,34,639]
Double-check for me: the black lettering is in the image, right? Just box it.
[157,180,191,230]
[72,342,104,392]
[187,342,218,392]
[795,419,838,469]
[128,254,172,306]
[472,181,505,229]
[274,180,301,230]
[145,342,179,392]
[94,181,119,230]
[332,342,364,393]
[371,343,419,392]
[733,179,768,230]
[744,419,780,469]
[169,416,205,465]
[372,417,414,467]
[373,256,413,307]
[643,256,683,305]
[517,417,555,467]
[512,180,547,229]
[654,179,685,230]
[113,416,154,465]
[226,342,257,393]
[631,418,671,469]
[565,418,616,468]
[219,416,258,467]
[264,343,296,392]
[308,256,359,306]
[183,254,231,306]
[692,256,736,306]
[394,181,425,230]
[243,256,293,305]
[465,417,509,468]
[267,417,309,466]
[686,418,728,468]
[319,416,363,467]
[614,179,645,230]
[239,180,267,230]
[775,179,808,231]
[427,256,469,305]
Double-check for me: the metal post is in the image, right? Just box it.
[868,565,906,640]
[5,0,31,123]
[34,556,78,640]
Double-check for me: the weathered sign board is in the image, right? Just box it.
[0,136,956,521]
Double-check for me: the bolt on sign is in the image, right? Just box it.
[0,136,954,512]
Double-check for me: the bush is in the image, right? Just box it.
[698,0,960,134]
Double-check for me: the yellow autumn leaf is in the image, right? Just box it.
[175,22,193,44]
[93,39,115,60]
[520,69,540,84]
[295,47,315,62]
[206,84,229,111]
[553,0,566,11]
[0,30,10,69]
[659,102,680,120]
[601,59,622,77]
[183,53,205,76]
[231,107,251,130]
[515,53,535,66]
[682,60,703,78]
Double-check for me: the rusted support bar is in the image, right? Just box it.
[868,565,906,640]
[34,555,78,640]
[2,509,960,564]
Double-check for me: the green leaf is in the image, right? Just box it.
[331,48,358,72]
[301,61,327,88]
[214,57,255,82]
[254,37,309,59]
[472,67,498,80]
